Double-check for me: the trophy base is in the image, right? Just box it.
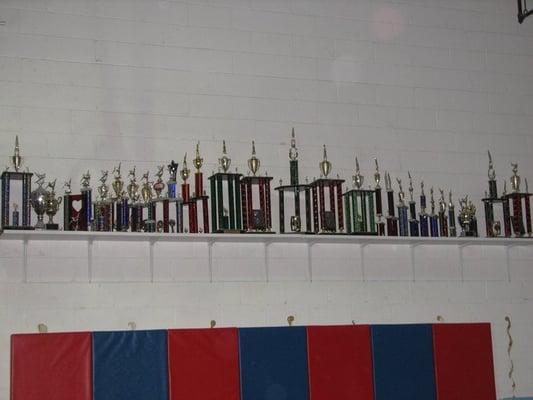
[347,232,378,236]
[45,223,59,230]
[214,229,245,234]
[245,230,276,234]
[2,225,35,230]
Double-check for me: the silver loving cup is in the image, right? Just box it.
[30,173,48,229]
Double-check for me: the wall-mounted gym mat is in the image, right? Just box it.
[92,330,168,400]
[307,325,374,400]
[239,327,309,400]
[11,332,92,400]
[371,324,436,400]
[433,323,496,400]
[168,328,240,400]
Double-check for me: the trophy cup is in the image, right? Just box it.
[44,179,62,230]
[192,143,210,233]
[177,153,199,233]
[241,141,273,232]
[30,173,48,230]
[448,191,457,237]
[438,188,448,237]
[343,157,375,235]
[419,181,429,237]
[396,178,408,236]
[112,163,129,232]
[141,171,156,232]
[407,172,419,236]
[385,172,398,236]
[275,128,313,234]
[93,171,113,231]
[429,187,439,237]
[128,167,143,232]
[80,171,92,230]
[482,151,504,237]
[458,196,478,237]
[1,136,33,230]
[374,159,385,236]
[310,145,345,234]
[209,141,243,233]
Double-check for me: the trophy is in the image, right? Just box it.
[209,141,243,233]
[80,171,92,230]
[241,141,273,232]
[1,136,33,230]
[429,187,439,237]
[502,181,512,237]
[167,160,178,199]
[30,173,48,230]
[128,167,143,232]
[505,163,530,237]
[153,165,165,199]
[482,151,504,237]
[150,164,172,233]
[141,171,156,232]
[458,196,478,237]
[12,203,19,227]
[438,188,448,237]
[112,163,129,232]
[407,172,419,236]
[385,172,398,236]
[177,153,198,233]
[93,171,113,231]
[45,179,62,230]
[448,191,457,237]
[63,179,81,231]
[192,142,209,233]
[275,128,313,234]
[343,157,375,235]
[396,178,408,236]
[419,181,429,237]
[373,159,385,235]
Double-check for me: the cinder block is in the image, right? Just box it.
[363,245,413,281]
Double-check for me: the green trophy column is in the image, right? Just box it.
[345,194,352,233]
[210,177,217,232]
[216,175,224,230]
[235,174,242,230]
[351,192,359,232]
[368,191,376,233]
[228,175,235,230]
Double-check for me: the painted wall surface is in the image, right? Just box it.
[0,0,533,398]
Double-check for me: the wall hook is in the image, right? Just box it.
[287,315,295,326]
[37,323,48,333]
[128,321,136,331]
[210,320,216,328]
[436,315,445,322]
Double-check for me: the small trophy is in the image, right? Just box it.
[209,141,243,233]
[507,163,528,237]
[167,160,178,199]
[1,136,33,230]
[458,196,478,237]
[192,142,209,233]
[374,159,385,236]
[407,172,419,236]
[429,187,439,237]
[438,188,448,237]
[448,191,457,237]
[93,171,112,231]
[178,153,200,233]
[63,179,79,231]
[396,178,408,236]
[153,165,166,199]
[482,151,504,237]
[385,172,398,236]
[141,171,156,232]
[275,129,313,234]
[112,163,129,232]
[310,145,345,233]
[12,203,19,227]
[45,179,62,230]
[344,157,375,235]
[241,141,273,232]
[80,171,92,230]
[128,167,143,232]
[30,173,48,230]
[419,181,429,237]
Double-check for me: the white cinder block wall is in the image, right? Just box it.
[1,0,533,398]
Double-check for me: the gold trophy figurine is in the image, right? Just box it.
[218,140,231,173]
[12,135,23,172]
[248,141,260,176]
[319,145,332,178]
[193,142,203,173]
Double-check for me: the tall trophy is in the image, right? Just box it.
[1,136,33,230]
[438,189,448,237]
[502,163,531,237]
[45,179,62,230]
[448,191,457,237]
[526,179,532,237]
[502,181,512,237]
[407,172,419,236]
[385,172,398,236]
[458,196,478,237]
[374,159,385,236]
[93,171,112,231]
[128,167,143,232]
[112,163,129,232]
[344,158,375,235]
[141,171,156,232]
[419,181,429,237]
[192,142,209,233]
[30,173,48,230]
[178,153,197,233]
[396,178,408,236]
[208,141,243,233]
[151,165,169,233]
[275,128,313,234]
[241,141,273,232]
[80,171,92,230]
[429,187,439,237]
[482,151,505,237]
[167,160,180,233]
[310,146,345,233]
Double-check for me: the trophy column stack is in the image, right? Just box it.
[275,129,313,234]
[1,137,33,230]
[482,151,504,237]
[241,142,273,233]
[407,173,419,236]
[310,146,345,234]
[181,143,210,233]
[343,158,375,235]
[93,171,112,231]
[396,179,408,236]
[502,163,532,237]
[208,141,243,233]
[384,173,398,236]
